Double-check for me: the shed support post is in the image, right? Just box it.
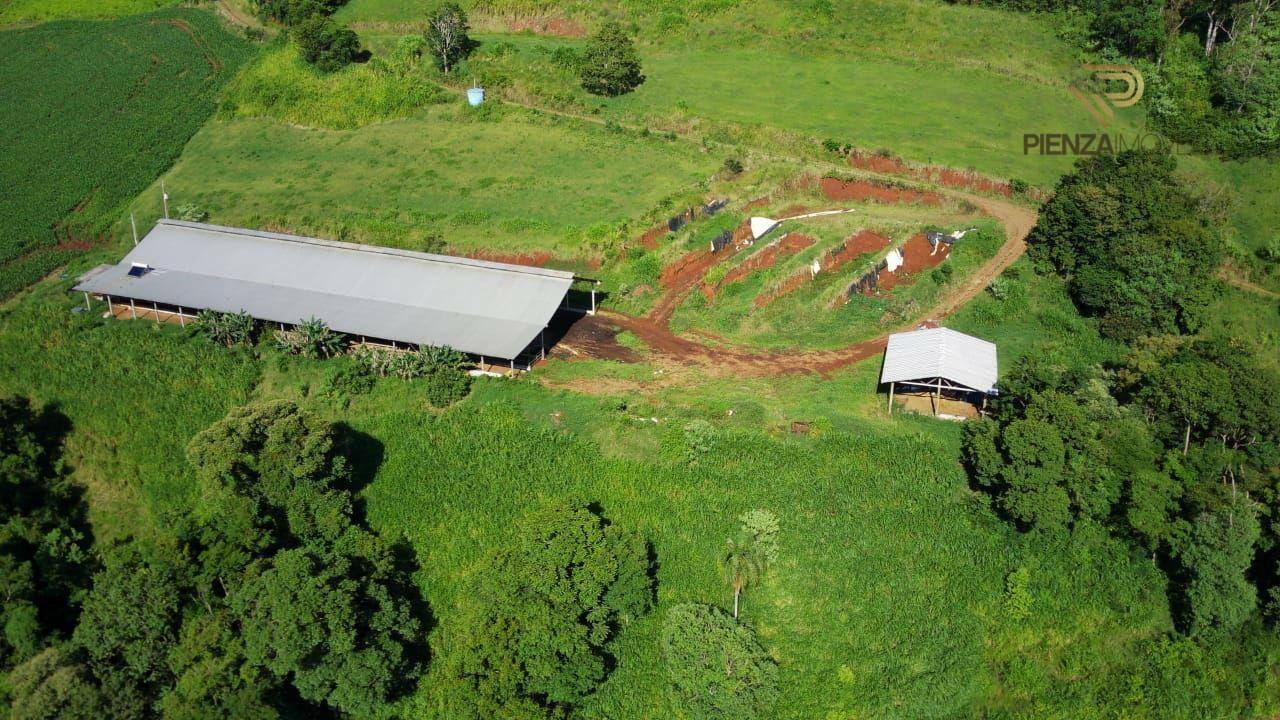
[105,295,112,317]
[934,377,943,417]
[153,301,160,324]
[129,297,137,320]
[887,382,894,414]
[590,285,597,315]
[480,355,486,372]
[540,330,545,361]
[178,306,186,328]
[83,292,90,310]
[509,358,514,375]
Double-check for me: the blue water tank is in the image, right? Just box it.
[467,87,485,106]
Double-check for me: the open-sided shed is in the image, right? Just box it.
[879,326,998,417]
[75,220,589,366]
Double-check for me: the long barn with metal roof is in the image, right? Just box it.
[75,220,584,364]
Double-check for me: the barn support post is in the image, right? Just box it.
[590,284,597,315]
[178,306,186,328]
[105,295,112,317]
[129,297,137,320]
[83,292,90,310]
[934,377,943,417]
[509,358,514,375]
[887,381,894,414]
[540,330,545,361]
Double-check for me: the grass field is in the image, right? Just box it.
[0,8,250,298]
[123,107,718,262]
[2,278,1276,718]
[0,0,179,25]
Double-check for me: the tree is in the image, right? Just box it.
[231,537,421,716]
[660,603,778,720]
[1176,499,1261,636]
[579,22,645,96]
[720,535,766,618]
[160,611,278,720]
[0,397,89,670]
[423,3,473,73]
[182,400,354,595]
[7,647,104,720]
[1027,149,1223,340]
[72,543,182,718]
[437,500,653,718]
[293,15,361,73]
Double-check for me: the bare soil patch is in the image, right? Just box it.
[820,177,943,206]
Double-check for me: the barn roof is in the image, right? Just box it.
[74,220,575,360]
[880,327,998,394]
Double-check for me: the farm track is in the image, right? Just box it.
[1219,267,1280,300]
[456,84,1044,379]
[554,190,1036,379]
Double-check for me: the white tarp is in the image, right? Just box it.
[885,248,905,272]
[750,216,779,240]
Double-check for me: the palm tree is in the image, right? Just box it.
[720,536,766,619]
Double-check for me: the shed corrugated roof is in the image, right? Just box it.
[880,327,998,394]
[75,220,574,359]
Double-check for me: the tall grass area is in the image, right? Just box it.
[124,108,718,259]
[349,380,1273,718]
[0,280,259,543]
[1,270,1277,716]
[221,43,451,130]
[0,8,251,298]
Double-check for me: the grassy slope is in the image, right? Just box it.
[6,282,1256,717]
[126,107,717,260]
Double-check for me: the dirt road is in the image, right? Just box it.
[554,190,1038,378]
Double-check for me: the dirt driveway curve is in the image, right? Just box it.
[557,190,1038,379]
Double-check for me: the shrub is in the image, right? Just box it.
[737,509,779,565]
[194,309,255,347]
[930,262,954,284]
[579,22,645,96]
[293,15,361,73]
[661,603,778,720]
[722,157,744,175]
[274,317,344,358]
[256,0,347,25]
[174,203,208,222]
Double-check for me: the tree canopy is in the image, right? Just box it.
[435,499,653,718]
[579,22,645,97]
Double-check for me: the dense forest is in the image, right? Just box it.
[964,148,1280,643]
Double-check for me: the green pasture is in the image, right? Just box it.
[0,0,179,25]
[124,107,718,261]
[1,275,1275,717]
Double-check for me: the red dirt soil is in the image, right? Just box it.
[847,150,911,175]
[874,233,948,292]
[717,233,815,289]
[467,250,554,267]
[820,178,943,206]
[752,230,889,308]
[545,189,1038,382]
